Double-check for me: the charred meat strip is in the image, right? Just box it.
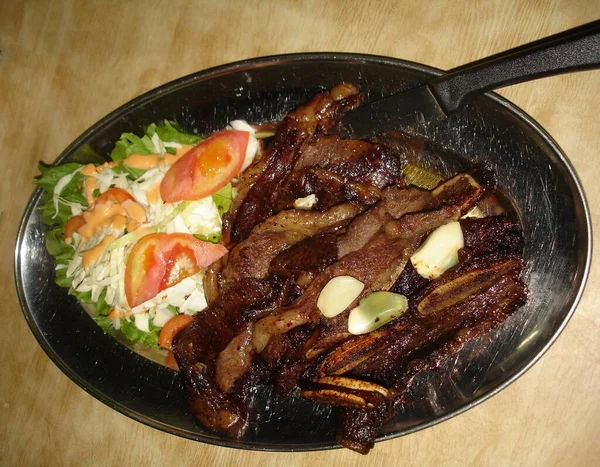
[220,202,362,294]
[277,136,404,209]
[432,166,497,214]
[269,233,339,288]
[391,214,523,297]
[251,206,461,354]
[337,186,438,258]
[317,257,526,453]
[224,84,363,244]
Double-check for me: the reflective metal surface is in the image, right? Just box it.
[14,54,591,451]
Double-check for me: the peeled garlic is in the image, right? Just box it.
[410,221,464,279]
[317,275,365,318]
[294,194,318,210]
[348,291,408,335]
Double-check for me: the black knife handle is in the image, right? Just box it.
[429,20,600,114]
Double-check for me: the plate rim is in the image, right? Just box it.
[14,52,593,452]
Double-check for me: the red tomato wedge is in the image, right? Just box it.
[96,187,135,205]
[125,233,227,308]
[158,314,195,350]
[64,215,85,242]
[160,130,249,203]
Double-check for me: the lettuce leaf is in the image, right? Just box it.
[147,120,202,145]
[44,228,75,264]
[71,143,106,165]
[72,288,110,317]
[111,163,146,180]
[110,121,201,161]
[36,162,88,227]
[35,162,84,193]
[212,183,233,217]
[109,133,156,161]
[119,318,160,347]
[94,315,113,332]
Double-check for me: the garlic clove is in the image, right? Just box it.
[294,194,318,210]
[348,291,408,335]
[317,275,365,318]
[410,221,464,280]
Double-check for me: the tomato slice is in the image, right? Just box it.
[125,233,227,308]
[160,130,249,203]
[158,314,195,350]
[64,215,86,242]
[96,187,135,205]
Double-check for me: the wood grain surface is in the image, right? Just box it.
[1,1,599,465]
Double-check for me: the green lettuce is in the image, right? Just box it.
[111,163,146,180]
[109,132,156,161]
[212,183,233,217]
[147,120,202,145]
[94,315,113,332]
[110,120,201,161]
[119,318,160,347]
[70,143,105,165]
[44,227,75,264]
[35,162,88,227]
[35,162,84,193]
[73,288,110,317]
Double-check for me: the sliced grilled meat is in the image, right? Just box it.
[223,84,363,244]
[391,214,524,297]
[219,202,362,296]
[269,233,339,288]
[276,136,404,209]
[251,206,461,354]
[337,186,438,258]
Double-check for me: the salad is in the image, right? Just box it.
[36,120,260,348]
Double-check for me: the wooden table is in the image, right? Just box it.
[2,1,598,465]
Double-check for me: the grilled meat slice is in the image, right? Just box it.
[337,186,438,258]
[391,214,524,297]
[336,401,394,454]
[269,233,339,288]
[460,215,523,256]
[432,166,497,214]
[323,256,526,454]
[278,167,384,209]
[215,323,255,392]
[184,361,250,438]
[220,202,362,294]
[224,84,362,244]
[301,376,390,410]
[251,206,461,354]
[276,136,404,209]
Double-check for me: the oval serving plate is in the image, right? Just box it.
[15,53,591,451]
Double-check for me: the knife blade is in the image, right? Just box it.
[338,83,446,139]
[339,19,600,140]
